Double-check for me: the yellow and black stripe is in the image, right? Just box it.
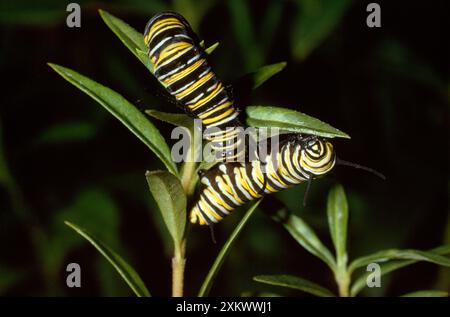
[144,12,243,161]
[190,135,337,225]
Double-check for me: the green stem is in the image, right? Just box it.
[337,271,350,297]
[172,240,186,297]
[335,255,350,297]
[180,160,197,197]
[180,138,198,197]
[172,145,197,297]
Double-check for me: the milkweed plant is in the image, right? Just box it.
[48,11,450,297]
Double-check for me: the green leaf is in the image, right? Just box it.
[145,110,193,129]
[254,275,335,297]
[48,63,177,176]
[251,62,287,89]
[401,290,448,297]
[205,42,220,55]
[350,260,409,297]
[272,209,336,271]
[349,249,450,274]
[327,184,348,266]
[198,200,262,297]
[99,10,152,72]
[246,106,350,139]
[291,0,352,60]
[65,221,151,297]
[97,259,132,296]
[135,49,153,72]
[145,170,186,252]
[350,245,450,296]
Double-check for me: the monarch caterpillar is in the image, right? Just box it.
[144,12,243,161]
[190,134,384,226]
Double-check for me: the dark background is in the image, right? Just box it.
[0,0,448,296]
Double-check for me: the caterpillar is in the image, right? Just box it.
[190,133,385,225]
[189,134,337,225]
[144,12,243,161]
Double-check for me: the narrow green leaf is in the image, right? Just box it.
[254,275,335,297]
[145,170,186,252]
[135,49,153,72]
[145,110,193,129]
[350,245,450,296]
[205,42,220,55]
[273,209,336,271]
[64,221,150,297]
[246,106,350,139]
[235,62,287,92]
[327,184,348,266]
[198,200,262,297]
[401,290,448,297]
[99,10,152,72]
[351,260,410,297]
[48,63,177,176]
[252,62,287,89]
[349,249,450,274]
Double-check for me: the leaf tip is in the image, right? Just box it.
[47,62,57,70]
[98,9,107,17]
[64,220,75,230]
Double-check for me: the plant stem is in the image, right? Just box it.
[335,254,350,297]
[180,141,197,196]
[173,141,196,297]
[337,271,350,297]
[180,160,197,196]
[172,240,186,297]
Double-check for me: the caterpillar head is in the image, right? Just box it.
[144,11,195,47]
[299,136,336,177]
